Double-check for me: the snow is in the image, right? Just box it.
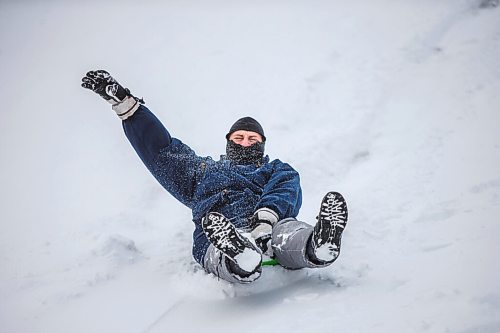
[313,243,339,262]
[1,0,499,332]
[234,248,261,273]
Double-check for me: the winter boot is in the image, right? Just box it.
[307,191,348,264]
[202,212,262,275]
[81,70,143,120]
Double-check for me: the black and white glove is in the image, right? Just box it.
[81,70,143,120]
[250,208,279,256]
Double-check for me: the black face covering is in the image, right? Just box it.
[226,140,265,165]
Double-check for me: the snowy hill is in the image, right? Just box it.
[1,1,499,332]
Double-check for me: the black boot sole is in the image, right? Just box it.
[202,212,261,272]
[311,192,348,262]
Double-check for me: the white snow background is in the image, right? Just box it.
[1,0,499,332]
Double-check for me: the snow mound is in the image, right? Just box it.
[92,234,145,266]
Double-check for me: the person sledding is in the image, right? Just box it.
[82,70,348,283]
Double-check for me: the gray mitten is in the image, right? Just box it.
[250,208,279,256]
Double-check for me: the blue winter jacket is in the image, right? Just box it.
[122,106,302,264]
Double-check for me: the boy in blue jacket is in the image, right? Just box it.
[82,70,348,283]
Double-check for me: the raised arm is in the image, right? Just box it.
[82,70,203,207]
[123,106,203,207]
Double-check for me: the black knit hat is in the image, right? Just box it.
[225,117,266,142]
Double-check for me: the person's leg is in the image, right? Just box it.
[271,218,329,269]
[203,245,261,283]
[272,192,348,269]
[201,212,262,284]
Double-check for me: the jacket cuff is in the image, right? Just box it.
[254,207,279,224]
[112,96,140,120]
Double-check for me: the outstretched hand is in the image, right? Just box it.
[81,70,127,103]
